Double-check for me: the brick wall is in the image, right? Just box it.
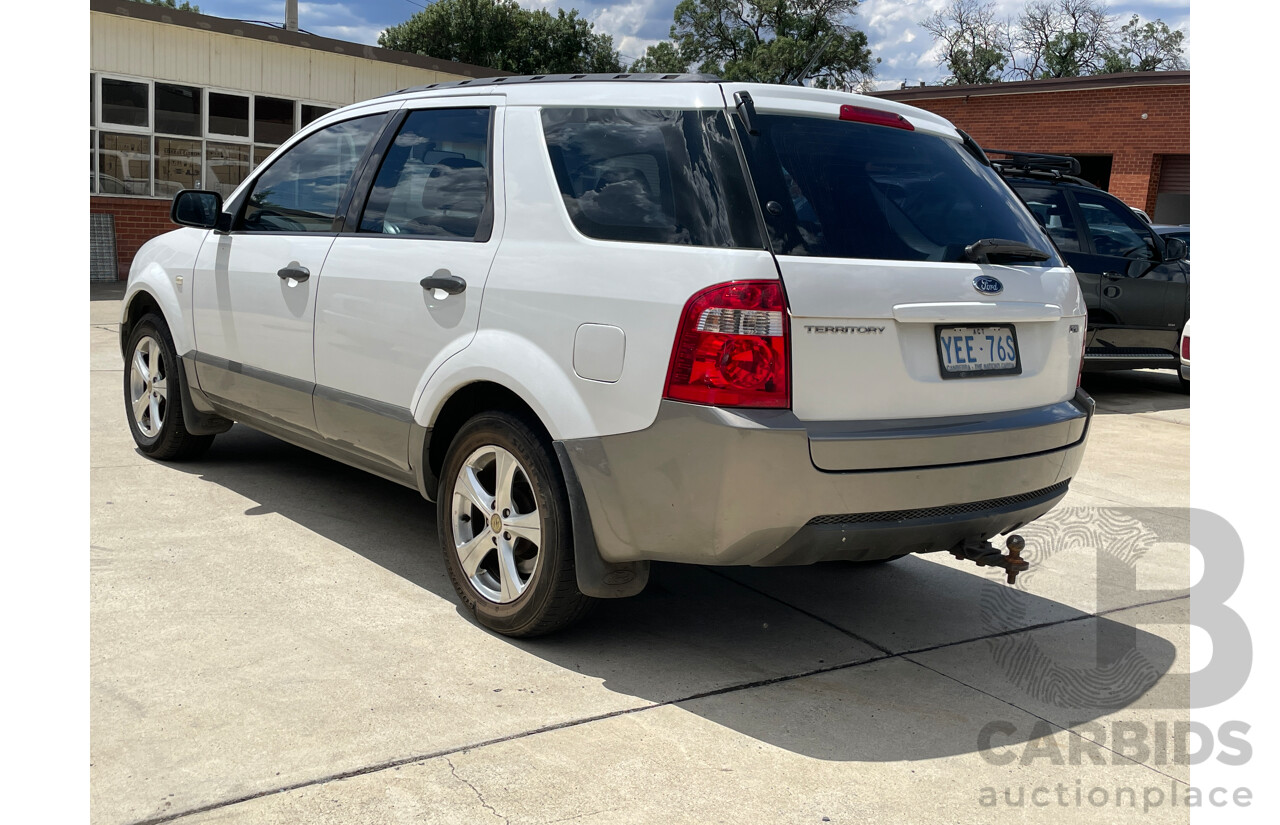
[90,196,179,280]
[879,82,1189,212]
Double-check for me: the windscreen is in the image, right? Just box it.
[735,113,1060,265]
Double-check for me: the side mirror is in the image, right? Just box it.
[170,190,223,229]
[1163,236,1188,262]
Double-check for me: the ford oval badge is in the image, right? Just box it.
[973,275,1003,295]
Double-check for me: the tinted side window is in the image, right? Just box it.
[242,114,386,232]
[541,108,761,249]
[359,108,492,241]
[1074,190,1158,260]
[1013,186,1082,252]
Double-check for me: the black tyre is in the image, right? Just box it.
[438,411,593,637]
[123,313,215,461]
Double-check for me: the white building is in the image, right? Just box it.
[90,0,500,279]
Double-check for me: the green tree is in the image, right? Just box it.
[378,0,622,75]
[127,0,201,11]
[920,0,1011,85]
[1102,14,1187,72]
[1015,0,1114,78]
[629,41,690,74]
[670,0,878,90]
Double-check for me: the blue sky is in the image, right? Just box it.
[188,1,1190,89]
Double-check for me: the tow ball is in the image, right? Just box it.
[948,534,1029,585]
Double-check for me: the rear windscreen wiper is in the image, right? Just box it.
[964,238,1051,264]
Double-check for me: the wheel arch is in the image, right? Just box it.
[420,381,552,499]
[120,287,166,356]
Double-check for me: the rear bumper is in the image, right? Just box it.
[560,390,1093,566]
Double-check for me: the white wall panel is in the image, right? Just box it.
[209,34,262,92]
[308,52,356,105]
[92,11,473,108]
[354,62,402,103]
[396,66,441,91]
[91,14,155,78]
[152,26,210,86]
[261,45,313,100]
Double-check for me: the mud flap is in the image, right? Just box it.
[553,442,649,599]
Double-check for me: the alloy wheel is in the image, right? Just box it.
[129,335,168,438]
[450,445,543,604]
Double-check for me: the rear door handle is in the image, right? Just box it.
[1102,271,1123,280]
[277,263,310,282]
[420,272,467,295]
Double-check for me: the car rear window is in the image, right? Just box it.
[541,108,762,249]
[735,113,1060,265]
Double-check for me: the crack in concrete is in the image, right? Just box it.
[118,591,1190,825]
[903,653,1190,786]
[445,756,509,824]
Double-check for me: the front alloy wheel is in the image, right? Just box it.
[129,335,168,438]
[122,313,215,460]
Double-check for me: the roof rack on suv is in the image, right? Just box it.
[986,150,1082,178]
[386,72,724,98]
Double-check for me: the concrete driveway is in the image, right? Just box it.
[91,285,1192,824]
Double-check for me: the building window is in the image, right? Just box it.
[99,132,151,195]
[301,104,335,127]
[254,96,295,145]
[101,78,149,129]
[155,83,202,137]
[91,73,342,198]
[155,137,203,197]
[209,92,250,138]
[253,145,277,170]
[205,142,251,199]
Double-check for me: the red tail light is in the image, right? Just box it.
[839,104,914,131]
[1181,334,1191,360]
[664,281,790,408]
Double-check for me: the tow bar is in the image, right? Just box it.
[949,534,1029,585]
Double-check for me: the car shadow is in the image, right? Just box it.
[1082,369,1189,415]
[164,425,1180,764]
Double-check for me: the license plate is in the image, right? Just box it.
[935,325,1021,379]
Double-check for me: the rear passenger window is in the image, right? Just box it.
[541,108,761,249]
[241,114,386,232]
[1015,187,1082,252]
[359,108,493,241]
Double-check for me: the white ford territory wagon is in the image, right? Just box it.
[121,75,1092,636]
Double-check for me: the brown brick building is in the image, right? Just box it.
[872,72,1189,224]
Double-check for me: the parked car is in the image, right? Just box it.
[121,75,1093,636]
[989,151,1189,373]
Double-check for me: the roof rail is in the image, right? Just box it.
[985,149,1082,177]
[383,72,724,98]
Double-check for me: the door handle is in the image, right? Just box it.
[1102,271,1123,280]
[420,272,467,295]
[277,263,310,282]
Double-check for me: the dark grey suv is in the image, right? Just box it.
[992,152,1189,373]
